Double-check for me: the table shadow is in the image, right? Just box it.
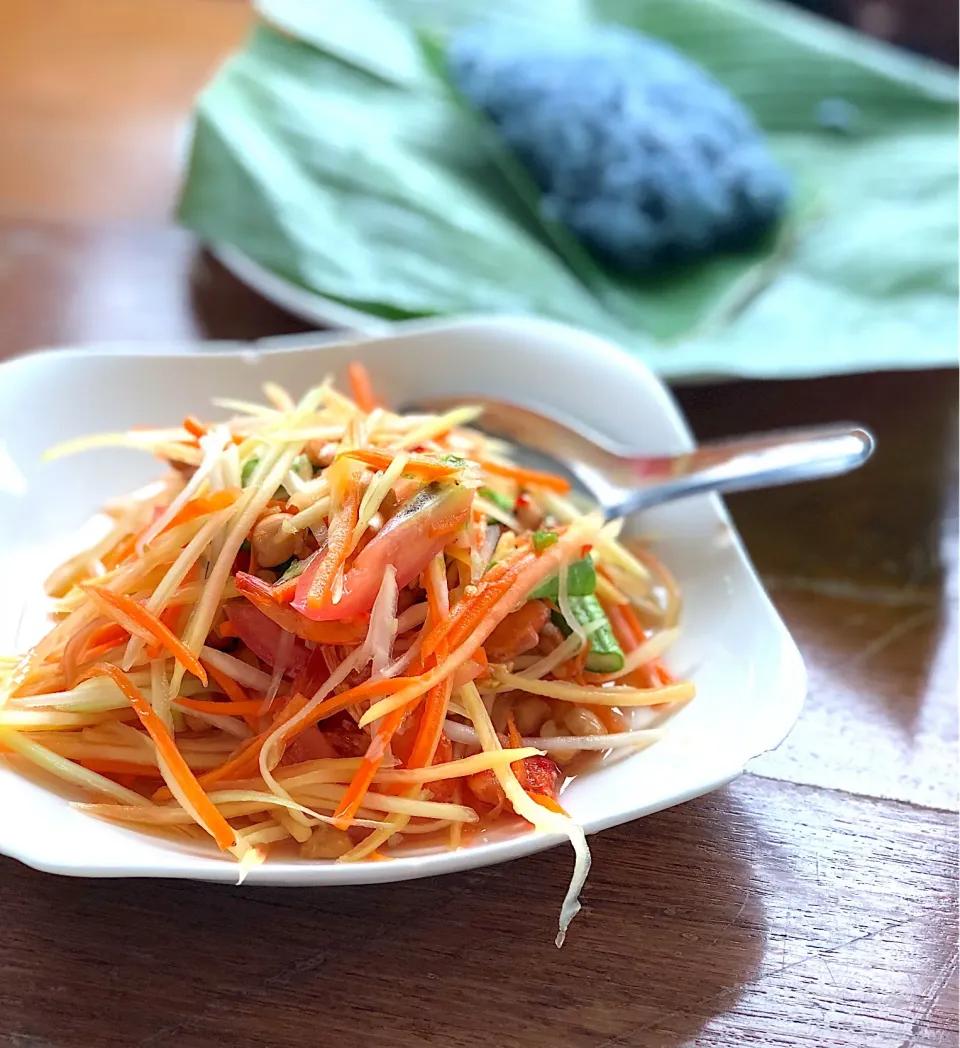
[0,788,768,1048]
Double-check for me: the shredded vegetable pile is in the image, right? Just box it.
[0,364,692,944]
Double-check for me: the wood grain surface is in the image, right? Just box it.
[0,2,955,1046]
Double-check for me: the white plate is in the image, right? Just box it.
[0,316,804,883]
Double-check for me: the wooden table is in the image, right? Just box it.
[0,3,956,1046]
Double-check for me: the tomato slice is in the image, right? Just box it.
[293,483,472,622]
[224,603,311,676]
[234,572,369,645]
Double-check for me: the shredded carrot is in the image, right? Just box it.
[82,585,208,686]
[365,850,392,862]
[104,531,140,569]
[70,622,127,672]
[478,458,570,494]
[424,552,448,633]
[202,658,260,729]
[84,623,129,652]
[587,703,627,734]
[164,487,240,532]
[420,557,510,657]
[653,658,674,685]
[529,793,569,817]
[631,657,675,690]
[203,659,252,706]
[302,466,361,611]
[103,486,238,571]
[182,416,244,447]
[145,604,183,659]
[78,759,163,778]
[77,640,126,665]
[422,548,537,658]
[506,709,523,750]
[151,692,308,801]
[217,620,238,639]
[270,575,299,604]
[603,600,674,689]
[619,603,650,645]
[155,676,410,802]
[83,664,236,850]
[183,416,206,440]
[339,447,460,482]
[332,705,407,829]
[604,600,643,652]
[347,361,378,414]
[275,676,412,751]
[406,679,452,771]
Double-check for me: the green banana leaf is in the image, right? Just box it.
[177,0,958,379]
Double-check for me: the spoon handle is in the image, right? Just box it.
[617,423,875,514]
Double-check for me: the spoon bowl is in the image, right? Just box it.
[405,395,876,519]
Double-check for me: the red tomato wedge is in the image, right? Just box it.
[233,572,369,645]
[223,603,311,676]
[292,483,473,622]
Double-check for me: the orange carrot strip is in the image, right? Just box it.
[83,664,236,850]
[82,585,208,686]
[303,473,360,610]
[202,660,251,706]
[164,487,241,533]
[176,697,264,717]
[618,603,649,645]
[604,601,643,652]
[156,676,411,801]
[182,416,244,447]
[423,551,449,640]
[217,620,238,639]
[529,793,569,817]
[151,692,306,801]
[80,640,130,664]
[361,535,591,729]
[332,706,407,829]
[506,709,523,751]
[202,659,260,729]
[631,657,675,690]
[104,531,140,569]
[274,676,412,751]
[406,679,452,772]
[587,704,627,734]
[270,576,299,604]
[652,658,675,685]
[84,623,129,651]
[478,458,570,494]
[78,759,163,779]
[420,557,513,657]
[340,447,460,482]
[183,416,207,440]
[347,361,378,414]
[145,605,183,659]
[603,600,674,689]
[422,549,537,658]
[68,622,128,676]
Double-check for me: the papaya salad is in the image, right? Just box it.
[0,364,692,943]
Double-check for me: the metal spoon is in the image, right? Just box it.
[405,396,875,520]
